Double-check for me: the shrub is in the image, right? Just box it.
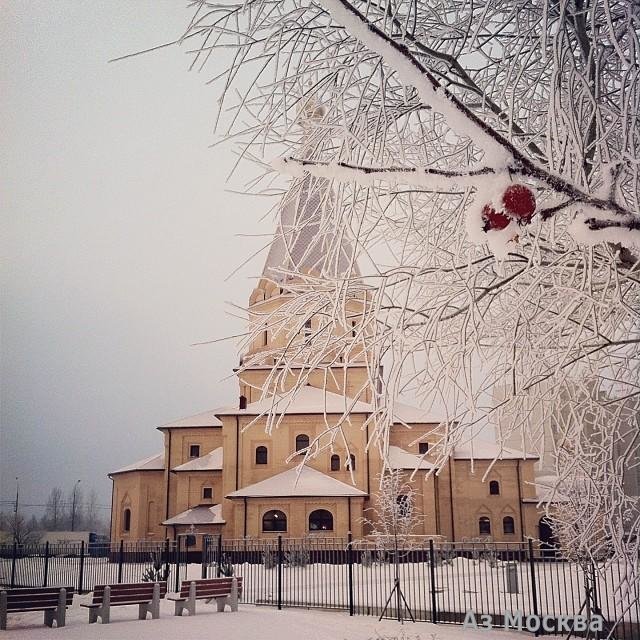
[218,553,235,577]
[262,550,278,569]
[285,548,310,568]
[142,550,169,582]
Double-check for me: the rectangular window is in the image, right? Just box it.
[202,487,213,500]
[419,442,429,455]
[189,444,200,458]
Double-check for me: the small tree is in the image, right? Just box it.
[44,487,64,530]
[363,471,419,550]
[142,550,169,583]
[5,512,41,545]
[362,470,420,622]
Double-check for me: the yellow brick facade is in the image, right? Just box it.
[110,219,545,543]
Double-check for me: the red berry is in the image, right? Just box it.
[502,184,536,222]
[482,204,511,231]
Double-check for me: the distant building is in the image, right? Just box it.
[110,170,544,543]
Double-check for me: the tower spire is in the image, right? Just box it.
[262,99,358,283]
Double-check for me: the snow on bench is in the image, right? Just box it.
[80,581,167,624]
[168,577,242,616]
[0,586,75,630]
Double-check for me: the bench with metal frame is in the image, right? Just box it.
[0,586,75,630]
[80,581,167,624]
[168,577,242,616]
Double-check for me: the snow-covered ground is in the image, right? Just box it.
[1,596,531,640]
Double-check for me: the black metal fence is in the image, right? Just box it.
[203,536,640,638]
[0,540,182,593]
[2,537,638,638]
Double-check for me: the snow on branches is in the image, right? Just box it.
[171,0,640,593]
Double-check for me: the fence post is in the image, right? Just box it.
[429,539,438,624]
[201,536,208,579]
[216,534,223,578]
[163,538,170,583]
[174,537,181,593]
[277,534,283,611]
[10,542,17,588]
[527,538,540,637]
[117,540,124,584]
[78,541,85,594]
[43,541,50,587]
[347,532,354,616]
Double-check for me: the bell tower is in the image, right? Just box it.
[237,101,373,404]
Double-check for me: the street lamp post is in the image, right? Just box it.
[71,480,81,531]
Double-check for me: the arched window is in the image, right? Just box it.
[330,454,340,471]
[479,516,491,535]
[309,509,334,531]
[255,446,268,465]
[262,510,287,532]
[489,480,500,495]
[296,434,309,453]
[347,454,356,471]
[123,508,131,532]
[503,516,515,535]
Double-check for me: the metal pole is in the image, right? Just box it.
[347,532,354,616]
[117,539,124,584]
[71,480,81,532]
[174,537,181,593]
[201,536,208,579]
[277,534,283,611]
[527,538,540,637]
[217,534,223,578]
[429,539,438,624]
[43,541,50,587]
[78,541,85,593]
[10,542,17,588]
[164,538,170,583]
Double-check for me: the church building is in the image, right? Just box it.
[109,168,544,544]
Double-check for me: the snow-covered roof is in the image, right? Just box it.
[173,447,223,472]
[388,446,434,471]
[162,504,225,526]
[452,440,538,460]
[215,385,372,416]
[110,452,164,476]
[522,475,568,503]
[391,402,445,425]
[226,466,367,498]
[261,173,359,283]
[158,410,223,429]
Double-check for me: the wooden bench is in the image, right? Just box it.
[168,577,242,616]
[0,586,75,630]
[80,581,167,624]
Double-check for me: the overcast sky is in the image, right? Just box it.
[1,2,272,517]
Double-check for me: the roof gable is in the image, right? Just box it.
[158,410,223,429]
[110,452,164,475]
[173,447,223,472]
[215,385,372,416]
[226,465,367,498]
[162,504,225,526]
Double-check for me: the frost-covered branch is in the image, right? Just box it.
[168,0,640,610]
